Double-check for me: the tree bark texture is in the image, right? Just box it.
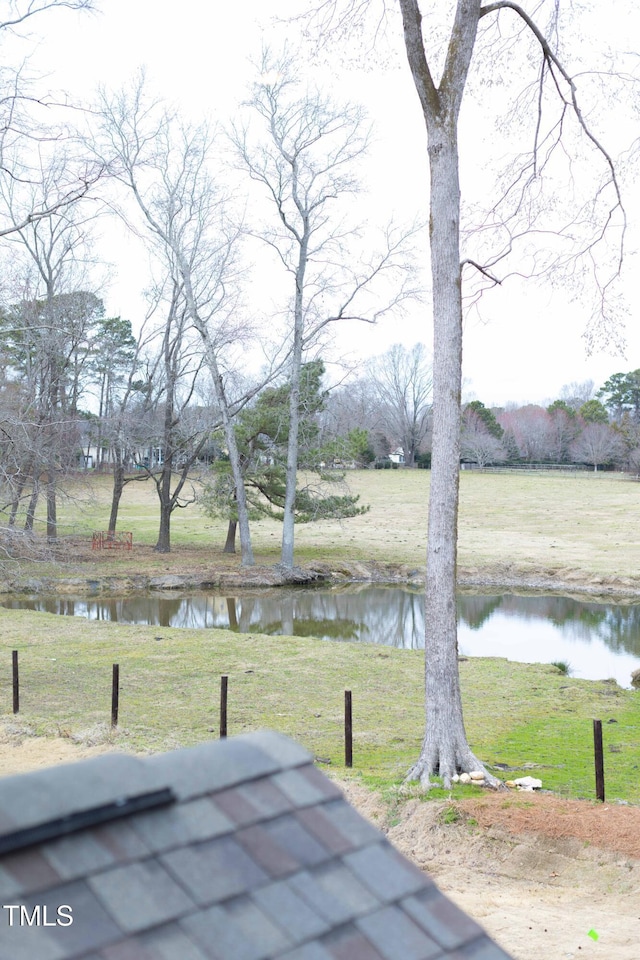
[46,472,57,542]
[179,265,255,567]
[281,239,308,570]
[24,471,39,533]
[399,0,500,787]
[108,458,125,534]
[8,467,29,527]
[223,519,237,554]
[155,494,172,553]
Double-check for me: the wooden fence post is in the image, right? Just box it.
[220,675,228,739]
[12,650,19,714]
[345,690,353,768]
[593,718,605,802]
[111,664,120,728]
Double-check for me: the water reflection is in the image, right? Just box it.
[475,594,640,657]
[4,587,640,686]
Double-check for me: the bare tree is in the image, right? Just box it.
[402,0,624,788]
[303,0,627,788]
[368,342,432,465]
[546,402,580,463]
[143,284,211,553]
[319,377,378,439]
[570,422,623,472]
[94,317,162,535]
[498,405,554,462]
[560,380,596,411]
[234,50,419,569]
[94,81,261,565]
[0,157,102,539]
[0,289,103,537]
[0,1,93,31]
[0,2,102,237]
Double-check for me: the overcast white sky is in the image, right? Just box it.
[13,0,640,406]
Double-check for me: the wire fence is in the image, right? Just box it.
[4,650,639,804]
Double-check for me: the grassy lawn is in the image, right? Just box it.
[1,606,639,802]
[4,468,640,585]
[2,468,640,802]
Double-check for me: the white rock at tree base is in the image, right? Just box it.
[459,773,472,784]
[513,776,542,790]
[452,774,460,782]
[469,771,485,781]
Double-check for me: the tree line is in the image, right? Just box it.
[320,367,640,475]
[460,373,640,472]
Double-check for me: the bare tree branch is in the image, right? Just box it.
[0,0,94,32]
[480,1,625,257]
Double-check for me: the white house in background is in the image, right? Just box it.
[389,447,405,464]
[81,444,164,470]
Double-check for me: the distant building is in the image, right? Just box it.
[389,447,405,464]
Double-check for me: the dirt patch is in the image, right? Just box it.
[459,791,640,859]
[458,566,640,599]
[0,721,127,775]
[2,732,640,959]
[336,779,640,960]
[5,556,640,600]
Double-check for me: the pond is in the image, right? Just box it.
[4,585,640,687]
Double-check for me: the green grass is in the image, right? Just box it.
[1,607,639,803]
[551,660,572,675]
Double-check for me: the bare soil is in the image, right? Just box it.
[6,545,640,600]
[338,780,640,960]
[1,730,639,960]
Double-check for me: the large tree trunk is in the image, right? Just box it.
[24,470,40,533]
[154,459,173,553]
[399,0,500,789]
[46,470,57,542]
[407,118,485,787]
[108,457,125,533]
[281,243,308,570]
[223,519,237,554]
[155,498,171,553]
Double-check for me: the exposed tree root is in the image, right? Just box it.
[406,746,506,791]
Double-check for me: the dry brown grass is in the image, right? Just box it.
[5,468,640,589]
[248,469,640,587]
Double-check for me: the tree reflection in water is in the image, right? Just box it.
[4,588,640,681]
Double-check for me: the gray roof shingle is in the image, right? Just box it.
[0,731,514,960]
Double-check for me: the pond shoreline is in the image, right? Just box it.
[2,558,640,601]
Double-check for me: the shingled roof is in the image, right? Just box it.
[0,731,513,960]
